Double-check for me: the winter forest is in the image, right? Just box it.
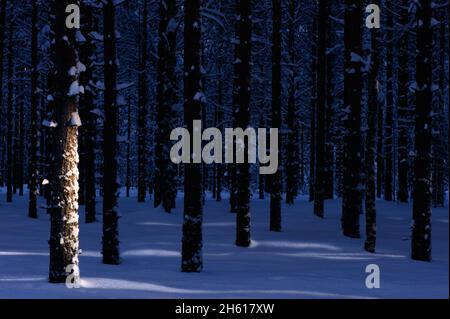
[0,0,448,299]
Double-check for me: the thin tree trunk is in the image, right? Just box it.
[341,0,363,238]
[182,0,203,272]
[384,3,394,202]
[6,7,13,203]
[397,1,409,203]
[234,0,253,244]
[137,0,148,203]
[309,13,317,202]
[411,0,433,262]
[80,1,97,223]
[102,0,120,265]
[28,0,39,218]
[365,20,380,253]
[270,0,282,232]
[313,0,327,219]
[286,0,298,205]
[0,0,6,188]
[155,0,178,212]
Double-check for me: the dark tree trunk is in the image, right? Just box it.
[309,13,317,202]
[324,5,334,200]
[215,63,223,203]
[432,8,446,208]
[80,1,97,223]
[48,0,81,283]
[365,21,380,253]
[313,0,327,219]
[285,0,298,205]
[182,0,204,272]
[137,0,148,203]
[397,1,410,203]
[6,8,13,203]
[411,0,433,262]
[28,0,39,218]
[234,0,253,244]
[126,97,131,198]
[17,80,24,196]
[270,0,282,232]
[0,0,6,188]
[384,3,394,202]
[102,0,120,265]
[341,0,363,238]
[155,0,178,212]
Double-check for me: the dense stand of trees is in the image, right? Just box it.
[0,0,447,282]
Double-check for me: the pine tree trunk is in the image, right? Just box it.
[313,0,327,218]
[182,0,204,272]
[155,0,178,212]
[285,0,298,205]
[270,0,282,232]
[0,0,6,188]
[137,0,148,203]
[365,22,380,253]
[126,98,131,198]
[18,80,24,196]
[28,0,39,218]
[411,0,433,262]
[6,9,13,203]
[341,0,363,238]
[80,1,97,223]
[48,0,81,283]
[309,13,317,202]
[233,0,253,244]
[397,1,409,203]
[102,0,120,265]
[384,3,394,202]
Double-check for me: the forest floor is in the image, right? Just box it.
[0,190,448,299]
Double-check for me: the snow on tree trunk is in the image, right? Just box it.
[411,0,433,262]
[181,0,203,272]
[48,0,82,283]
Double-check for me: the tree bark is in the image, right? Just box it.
[137,0,149,203]
[397,0,410,203]
[365,20,380,253]
[270,0,282,231]
[313,0,327,218]
[411,0,433,262]
[102,0,120,265]
[182,0,204,272]
[341,0,363,238]
[155,0,178,212]
[48,0,81,283]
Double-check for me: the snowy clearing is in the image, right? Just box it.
[0,191,448,299]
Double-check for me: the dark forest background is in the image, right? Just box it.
[0,0,448,279]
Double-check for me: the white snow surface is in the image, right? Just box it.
[0,191,448,299]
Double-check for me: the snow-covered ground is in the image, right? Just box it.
[0,190,448,299]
